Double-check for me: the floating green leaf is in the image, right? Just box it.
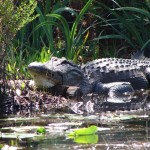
[69,125,98,136]
[37,127,46,135]
[0,144,3,149]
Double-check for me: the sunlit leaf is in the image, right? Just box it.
[21,82,26,90]
[37,127,46,135]
[0,144,3,149]
[69,125,98,136]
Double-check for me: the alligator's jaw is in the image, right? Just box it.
[33,75,55,88]
[28,61,59,88]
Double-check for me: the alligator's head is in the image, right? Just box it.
[28,57,84,88]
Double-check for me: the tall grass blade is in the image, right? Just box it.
[70,0,93,59]
[46,14,71,56]
[35,6,55,51]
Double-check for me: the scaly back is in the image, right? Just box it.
[81,58,150,89]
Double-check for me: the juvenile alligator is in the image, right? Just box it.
[28,56,150,99]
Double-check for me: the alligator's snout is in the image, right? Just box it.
[28,62,51,77]
[28,61,63,88]
[28,62,44,73]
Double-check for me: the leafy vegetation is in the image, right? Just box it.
[0,0,38,50]
[0,1,150,148]
[0,0,150,80]
[16,0,94,62]
[0,0,38,93]
[42,0,92,61]
[93,1,150,57]
[6,45,50,79]
[37,127,46,135]
[68,125,98,136]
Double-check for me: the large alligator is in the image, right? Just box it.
[28,56,150,99]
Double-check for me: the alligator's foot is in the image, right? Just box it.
[93,82,134,103]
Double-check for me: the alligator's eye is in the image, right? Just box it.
[61,60,69,64]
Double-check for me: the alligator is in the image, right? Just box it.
[28,56,150,99]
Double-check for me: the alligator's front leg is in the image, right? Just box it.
[93,82,135,103]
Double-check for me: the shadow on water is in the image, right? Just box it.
[0,94,14,119]
[1,90,150,149]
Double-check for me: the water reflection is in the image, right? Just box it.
[70,90,150,114]
[0,110,150,149]
[1,89,150,116]
[1,90,150,149]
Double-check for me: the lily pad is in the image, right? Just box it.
[37,127,46,134]
[68,125,98,136]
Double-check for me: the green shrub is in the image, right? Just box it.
[0,0,38,81]
[93,1,150,57]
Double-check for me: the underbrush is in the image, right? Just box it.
[6,45,52,79]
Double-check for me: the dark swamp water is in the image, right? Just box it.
[1,90,150,149]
